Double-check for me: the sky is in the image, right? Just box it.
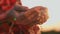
[21,0,60,31]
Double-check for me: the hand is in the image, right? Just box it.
[31,6,49,24]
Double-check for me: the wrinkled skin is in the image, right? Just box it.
[0,0,49,34]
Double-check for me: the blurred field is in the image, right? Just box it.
[41,31,60,34]
[40,22,60,34]
[41,22,60,32]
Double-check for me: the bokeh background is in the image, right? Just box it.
[21,0,60,34]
